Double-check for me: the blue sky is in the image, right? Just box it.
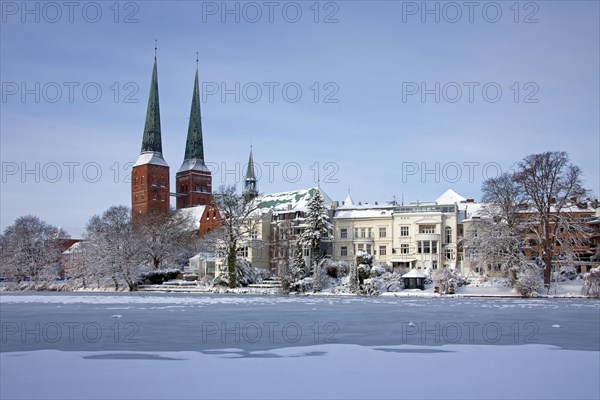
[1,1,599,237]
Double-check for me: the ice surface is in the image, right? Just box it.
[1,344,598,399]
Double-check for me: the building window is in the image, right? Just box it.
[417,242,422,254]
[341,246,348,257]
[432,241,438,253]
[379,227,386,238]
[379,246,387,256]
[420,225,435,234]
[401,244,410,254]
[445,249,454,260]
[360,228,366,238]
[354,228,359,238]
[445,227,452,243]
[250,230,258,240]
[368,228,373,238]
[366,244,372,254]
[240,247,249,257]
[340,228,348,239]
[432,261,438,270]
[424,241,431,254]
[357,244,364,251]
[303,248,310,257]
[400,226,409,236]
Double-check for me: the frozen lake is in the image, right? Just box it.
[1,293,599,399]
[1,293,599,352]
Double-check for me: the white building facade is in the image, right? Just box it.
[333,190,475,273]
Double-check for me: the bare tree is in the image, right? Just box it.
[213,185,261,288]
[0,215,68,283]
[134,209,198,270]
[85,206,142,290]
[479,172,529,285]
[515,151,587,291]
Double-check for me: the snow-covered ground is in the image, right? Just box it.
[0,275,590,298]
[1,294,598,399]
[2,344,598,399]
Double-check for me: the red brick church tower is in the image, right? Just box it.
[176,61,214,208]
[131,52,170,217]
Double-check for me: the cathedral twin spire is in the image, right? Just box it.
[137,49,256,200]
[140,55,162,154]
[136,50,206,172]
[178,62,209,173]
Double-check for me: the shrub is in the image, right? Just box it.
[514,265,542,297]
[326,260,349,278]
[582,267,600,298]
[138,269,182,285]
[356,250,373,266]
[432,268,453,294]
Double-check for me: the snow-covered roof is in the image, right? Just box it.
[402,269,427,278]
[334,208,393,219]
[460,202,488,223]
[134,151,169,167]
[436,189,467,206]
[189,252,215,262]
[343,193,354,206]
[254,187,332,214]
[62,241,83,255]
[177,159,210,173]
[177,205,206,229]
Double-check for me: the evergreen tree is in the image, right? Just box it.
[298,189,331,292]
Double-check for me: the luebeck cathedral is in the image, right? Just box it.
[130,52,257,235]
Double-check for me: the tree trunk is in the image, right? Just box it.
[227,244,237,289]
[127,280,138,291]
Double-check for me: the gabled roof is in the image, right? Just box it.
[177,205,206,230]
[436,189,466,205]
[402,269,427,278]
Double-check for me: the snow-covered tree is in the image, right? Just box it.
[290,244,306,281]
[463,172,527,280]
[85,206,142,290]
[297,189,332,293]
[213,185,262,288]
[463,214,531,284]
[516,151,588,292]
[134,209,198,270]
[0,215,69,283]
[582,267,600,298]
[212,257,271,287]
[349,262,358,294]
[514,263,542,297]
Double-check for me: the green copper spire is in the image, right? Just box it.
[141,56,162,154]
[245,147,256,181]
[184,65,204,161]
[178,60,208,173]
[244,146,258,200]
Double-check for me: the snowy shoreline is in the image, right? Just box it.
[0,289,595,300]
